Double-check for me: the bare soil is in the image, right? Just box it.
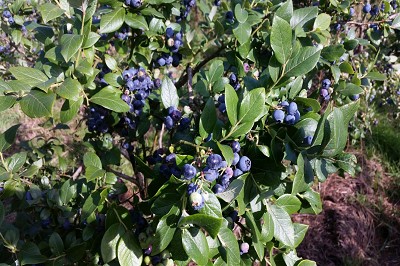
[293,152,400,266]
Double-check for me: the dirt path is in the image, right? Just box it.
[293,153,400,266]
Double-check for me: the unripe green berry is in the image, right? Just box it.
[161,250,171,260]
[144,256,151,265]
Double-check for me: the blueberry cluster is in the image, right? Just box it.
[273,101,301,125]
[320,78,332,101]
[208,142,251,194]
[164,106,191,131]
[114,26,129,41]
[2,10,14,25]
[121,67,160,116]
[229,73,241,91]
[177,0,196,21]
[157,28,183,67]
[0,45,10,54]
[159,153,182,179]
[87,106,110,133]
[125,0,142,8]
[363,3,380,15]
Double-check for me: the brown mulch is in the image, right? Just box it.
[293,152,400,266]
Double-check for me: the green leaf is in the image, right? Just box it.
[7,152,27,173]
[234,4,248,23]
[295,97,321,113]
[339,62,354,74]
[20,90,55,118]
[199,98,217,139]
[81,191,103,220]
[105,54,118,71]
[293,223,309,248]
[268,55,281,83]
[276,0,293,22]
[321,45,346,62]
[38,3,64,23]
[233,22,252,45]
[60,34,84,62]
[0,124,20,152]
[365,71,386,81]
[216,178,245,203]
[298,260,317,266]
[292,153,312,194]
[338,100,360,125]
[125,13,149,31]
[225,84,239,126]
[343,39,359,50]
[199,189,222,219]
[238,87,266,123]
[100,7,125,34]
[391,14,400,29]
[285,46,321,77]
[217,225,241,265]
[0,200,4,226]
[271,16,292,64]
[60,97,83,123]
[56,78,82,101]
[0,96,17,113]
[102,223,124,263]
[84,152,102,169]
[0,80,12,94]
[83,32,101,48]
[151,193,180,216]
[260,212,274,243]
[117,232,143,266]
[217,142,234,166]
[9,67,49,88]
[290,6,318,30]
[244,212,264,260]
[322,108,347,157]
[313,13,331,31]
[60,179,77,204]
[179,214,222,238]
[182,228,209,265]
[161,77,179,109]
[276,194,301,214]
[90,86,130,112]
[208,60,224,85]
[49,232,64,256]
[340,83,363,96]
[19,242,47,265]
[302,190,322,214]
[267,204,295,247]
[151,206,180,255]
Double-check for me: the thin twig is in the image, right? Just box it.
[159,123,165,150]
[72,165,83,180]
[175,44,226,89]
[107,167,140,188]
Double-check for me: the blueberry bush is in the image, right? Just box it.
[0,0,399,265]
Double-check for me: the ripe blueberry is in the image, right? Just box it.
[231,141,240,153]
[182,164,197,180]
[238,156,251,172]
[207,154,222,169]
[273,109,285,123]
[287,102,298,115]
